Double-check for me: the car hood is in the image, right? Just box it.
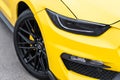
[62,0,120,25]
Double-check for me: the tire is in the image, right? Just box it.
[14,9,53,80]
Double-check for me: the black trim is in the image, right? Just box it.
[46,9,110,36]
[48,71,57,80]
[61,53,119,80]
[0,11,14,32]
[61,53,110,68]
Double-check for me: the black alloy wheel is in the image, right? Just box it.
[14,9,56,80]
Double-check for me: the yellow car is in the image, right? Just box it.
[1,0,120,80]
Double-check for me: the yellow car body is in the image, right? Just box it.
[1,0,120,80]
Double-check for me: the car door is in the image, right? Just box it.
[0,0,12,20]
[0,0,18,25]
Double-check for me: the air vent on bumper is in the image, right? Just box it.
[61,53,119,80]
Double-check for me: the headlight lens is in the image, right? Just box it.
[46,9,110,36]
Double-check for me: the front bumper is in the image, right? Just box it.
[35,10,120,80]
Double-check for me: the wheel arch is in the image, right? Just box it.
[17,0,39,18]
[17,1,30,17]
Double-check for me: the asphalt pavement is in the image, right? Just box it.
[0,20,37,80]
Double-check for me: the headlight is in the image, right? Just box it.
[46,9,110,36]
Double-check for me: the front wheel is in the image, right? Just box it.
[14,9,55,80]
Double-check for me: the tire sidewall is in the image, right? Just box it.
[14,10,49,79]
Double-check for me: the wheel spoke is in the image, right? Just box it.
[34,57,38,70]
[25,20,32,30]
[36,59,40,71]
[27,54,37,64]
[34,52,39,70]
[16,17,49,73]
[19,46,36,49]
[33,22,41,38]
[18,42,30,45]
[42,50,46,56]
[19,27,31,35]
[18,32,33,44]
[19,27,36,38]
[25,20,34,33]
[23,51,29,59]
[23,49,34,59]
[39,55,46,71]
